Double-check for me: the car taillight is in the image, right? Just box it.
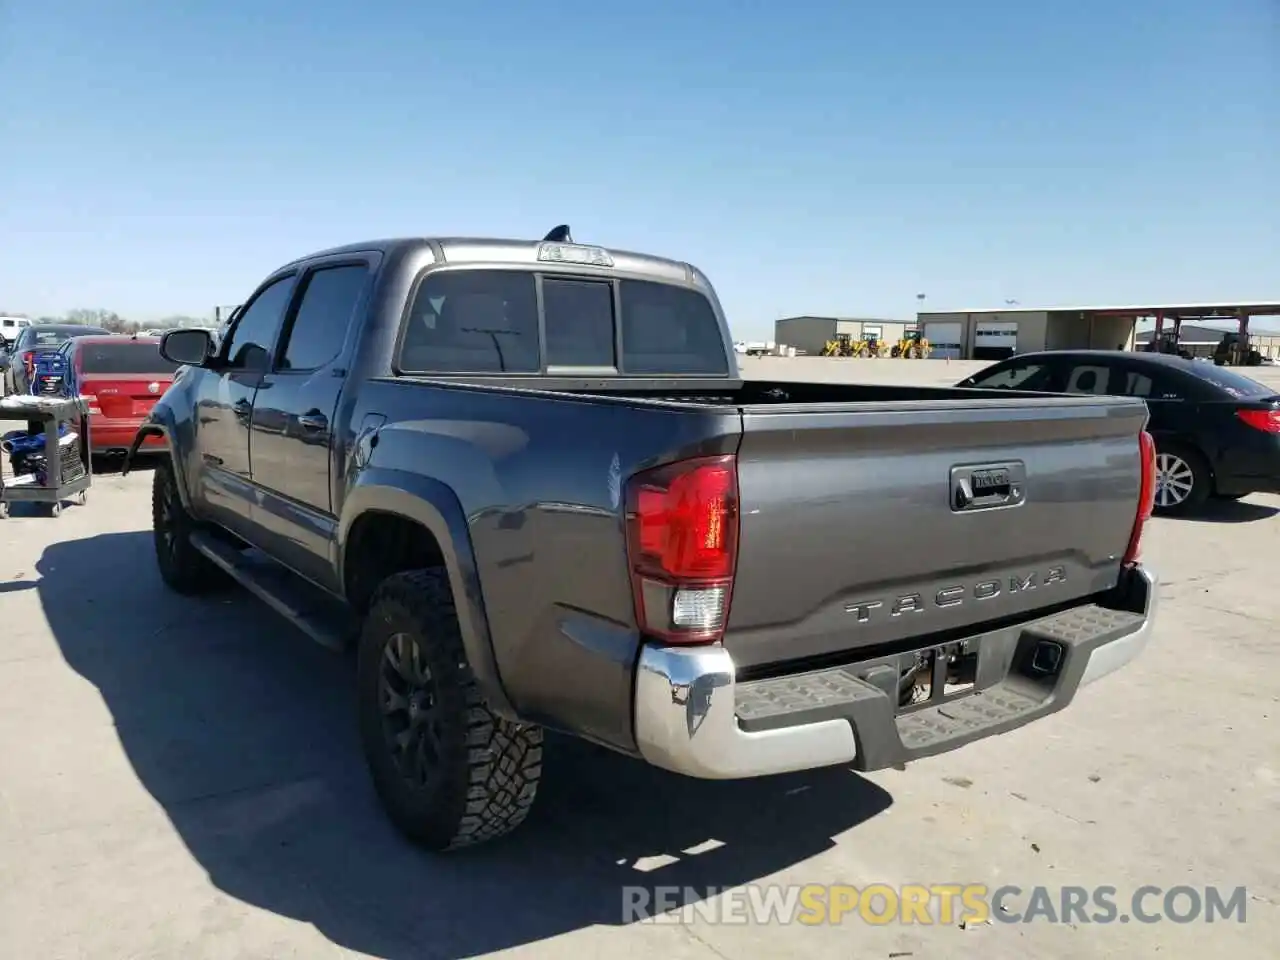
[1236,408,1280,434]
[624,454,739,644]
[21,351,34,375]
[1123,431,1156,566]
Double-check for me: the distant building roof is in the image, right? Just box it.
[920,301,1280,318]
[777,315,900,324]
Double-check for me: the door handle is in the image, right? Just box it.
[297,411,328,432]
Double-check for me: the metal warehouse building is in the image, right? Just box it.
[773,315,907,355]
[915,301,1280,361]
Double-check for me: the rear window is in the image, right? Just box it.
[619,279,729,374]
[21,327,109,349]
[1192,365,1273,399]
[77,342,180,375]
[398,269,728,376]
[29,330,73,348]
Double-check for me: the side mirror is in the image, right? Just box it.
[161,328,215,366]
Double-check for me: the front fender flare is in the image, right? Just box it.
[338,470,516,720]
[122,407,194,512]
[122,424,164,476]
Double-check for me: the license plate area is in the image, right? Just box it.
[894,640,979,714]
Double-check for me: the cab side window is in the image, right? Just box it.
[277,264,369,372]
[222,277,294,372]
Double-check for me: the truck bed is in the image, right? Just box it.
[386,373,1147,677]
[562,378,1148,674]
[397,373,1099,407]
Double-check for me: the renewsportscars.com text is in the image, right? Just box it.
[623,883,1249,926]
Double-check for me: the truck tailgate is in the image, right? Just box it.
[726,396,1149,671]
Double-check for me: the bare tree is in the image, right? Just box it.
[64,308,137,333]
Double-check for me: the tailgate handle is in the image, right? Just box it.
[951,462,1025,512]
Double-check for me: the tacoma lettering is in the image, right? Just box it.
[844,566,1067,623]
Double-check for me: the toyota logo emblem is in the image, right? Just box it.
[147,382,160,394]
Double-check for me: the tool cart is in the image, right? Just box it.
[0,396,92,518]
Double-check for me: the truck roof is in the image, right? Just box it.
[280,235,705,289]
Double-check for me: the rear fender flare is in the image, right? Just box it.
[338,470,516,719]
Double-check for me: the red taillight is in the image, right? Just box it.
[21,351,34,375]
[625,454,739,644]
[1123,430,1156,566]
[1236,408,1280,434]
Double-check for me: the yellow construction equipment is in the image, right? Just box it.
[854,336,889,358]
[821,333,895,358]
[821,333,856,357]
[891,331,931,358]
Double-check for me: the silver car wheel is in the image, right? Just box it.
[1155,452,1195,508]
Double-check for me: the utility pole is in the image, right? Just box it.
[214,305,241,327]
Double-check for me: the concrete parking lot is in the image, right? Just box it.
[2,359,1278,959]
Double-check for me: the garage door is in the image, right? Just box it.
[923,322,963,359]
[975,321,1018,347]
[974,321,1018,360]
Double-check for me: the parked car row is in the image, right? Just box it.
[1,325,179,457]
[2,323,112,395]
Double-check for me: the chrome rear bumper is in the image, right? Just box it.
[633,565,1158,779]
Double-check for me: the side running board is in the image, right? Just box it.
[189,531,357,653]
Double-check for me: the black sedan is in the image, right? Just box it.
[957,350,1280,515]
[1,323,112,395]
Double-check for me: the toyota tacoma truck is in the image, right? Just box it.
[128,226,1159,852]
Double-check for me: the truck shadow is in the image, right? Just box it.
[32,531,892,959]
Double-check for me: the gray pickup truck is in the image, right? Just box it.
[129,227,1159,852]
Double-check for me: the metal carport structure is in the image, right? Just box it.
[1093,301,1280,349]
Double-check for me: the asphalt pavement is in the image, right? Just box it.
[0,359,1277,958]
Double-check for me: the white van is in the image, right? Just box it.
[1,316,31,347]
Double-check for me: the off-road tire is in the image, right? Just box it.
[357,568,543,851]
[1153,441,1210,517]
[152,461,223,594]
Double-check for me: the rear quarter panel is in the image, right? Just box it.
[343,378,741,751]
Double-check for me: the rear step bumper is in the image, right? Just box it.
[633,564,1158,779]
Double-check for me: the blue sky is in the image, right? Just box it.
[2,0,1277,336]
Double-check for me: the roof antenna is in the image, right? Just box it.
[543,224,573,243]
